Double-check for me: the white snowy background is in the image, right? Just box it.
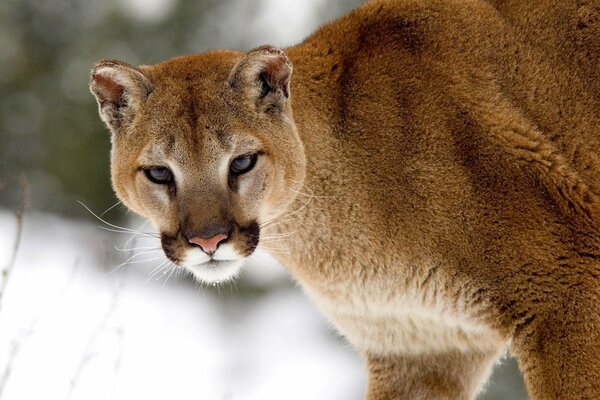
[0,0,529,399]
[0,210,365,400]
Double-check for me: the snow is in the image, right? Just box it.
[0,210,365,399]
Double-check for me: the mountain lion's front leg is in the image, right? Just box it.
[364,350,500,400]
[512,292,600,400]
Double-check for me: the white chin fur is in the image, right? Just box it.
[180,245,245,284]
[185,259,245,284]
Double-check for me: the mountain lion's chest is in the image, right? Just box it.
[301,275,504,356]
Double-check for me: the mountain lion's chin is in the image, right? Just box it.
[183,259,245,284]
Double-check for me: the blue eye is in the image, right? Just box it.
[230,154,258,176]
[144,167,173,184]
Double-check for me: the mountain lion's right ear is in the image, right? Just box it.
[89,60,153,134]
[227,45,292,113]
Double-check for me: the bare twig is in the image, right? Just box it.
[0,321,39,398]
[0,257,81,399]
[0,176,30,315]
[0,338,19,398]
[68,268,127,399]
[110,326,125,399]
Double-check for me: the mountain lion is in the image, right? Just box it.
[89,0,600,398]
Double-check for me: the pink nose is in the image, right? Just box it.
[189,233,228,255]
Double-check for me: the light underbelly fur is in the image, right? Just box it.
[304,281,506,357]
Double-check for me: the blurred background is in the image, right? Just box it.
[0,0,529,399]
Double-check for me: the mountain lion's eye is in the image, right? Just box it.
[230,154,258,176]
[144,167,173,184]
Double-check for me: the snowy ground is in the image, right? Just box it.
[0,210,365,400]
[0,209,528,400]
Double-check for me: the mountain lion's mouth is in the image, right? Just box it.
[197,259,237,268]
[183,258,245,284]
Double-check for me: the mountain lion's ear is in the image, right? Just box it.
[89,60,153,134]
[228,45,292,112]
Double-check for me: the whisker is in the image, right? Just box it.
[108,258,165,277]
[120,249,162,263]
[257,245,293,253]
[289,180,334,199]
[261,215,302,232]
[258,238,295,246]
[114,245,161,253]
[287,187,330,200]
[148,259,169,276]
[260,194,314,231]
[146,260,170,283]
[222,277,238,295]
[99,200,123,218]
[154,269,169,281]
[258,250,291,256]
[173,267,183,283]
[162,264,177,287]
[120,221,154,242]
[259,231,297,240]
[79,201,162,278]
[287,187,313,197]
[107,250,163,275]
[258,243,293,249]
[119,256,164,266]
[177,267,191,281]
[97,226,159,237]
[79,201,149,235]
[118,221,158,252]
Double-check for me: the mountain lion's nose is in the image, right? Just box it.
[189,233,228,255]
[188,225,230,255]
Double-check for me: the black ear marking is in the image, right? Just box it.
[227,45,293,111]
[258,72,271,99]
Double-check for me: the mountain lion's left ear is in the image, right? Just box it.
[89,60,153,135]
[228,45,292,112]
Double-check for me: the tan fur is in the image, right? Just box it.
[90,0,600,398]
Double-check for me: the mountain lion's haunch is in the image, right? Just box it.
[89,1,600,399]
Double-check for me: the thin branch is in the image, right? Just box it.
[68,268,127,399]
[0,339,19,398]
[0,257,80,399]
[0,176,30,315]
[110,326,125,399]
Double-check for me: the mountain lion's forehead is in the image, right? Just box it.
[141,76,243,128]
[136,125,235,169]
[144,50,242,82]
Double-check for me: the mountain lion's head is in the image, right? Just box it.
[89,46,305,283]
